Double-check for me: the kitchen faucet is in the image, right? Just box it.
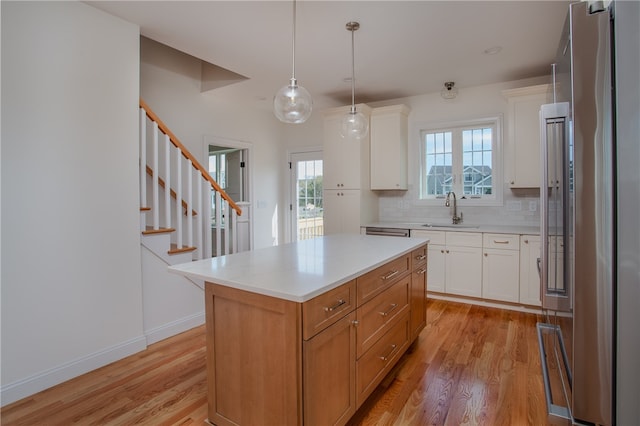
[445,191,463,224]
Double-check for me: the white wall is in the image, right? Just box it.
[1,1,143,405]
[371,76,550,226]
[140,37,286,249]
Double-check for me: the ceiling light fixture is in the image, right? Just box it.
[273,0,312,124]
[440,81,458,100]
[340,21,368,140]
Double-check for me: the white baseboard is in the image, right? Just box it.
[427,292,544,314]
[144,311,205,346]
[0,335,147,407]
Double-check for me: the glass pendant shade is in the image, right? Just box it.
[273,0,312,124]
[341,109,369,139]
[274,78,313,124]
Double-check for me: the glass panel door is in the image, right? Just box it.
[290,151,323,241]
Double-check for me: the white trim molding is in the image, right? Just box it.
[0,336,147,407]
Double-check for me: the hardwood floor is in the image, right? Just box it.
[1,299,550,426]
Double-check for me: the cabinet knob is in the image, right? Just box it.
[446,250,450,254]
[484,253,488,257]
[351,320,359,326]
[524,239,529,244]
[510,180,515,185]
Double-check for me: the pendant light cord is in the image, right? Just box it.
[350,26,355,112]
[291,0,297,81]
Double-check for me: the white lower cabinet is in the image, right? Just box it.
[426,244,446,293]
[412,230,482,297]
[519,235,542,306]
[482,233,520,302]
[323,190,361,234]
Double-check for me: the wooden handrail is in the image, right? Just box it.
[139,99,242,216]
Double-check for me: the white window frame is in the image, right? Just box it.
[417,116,503,207]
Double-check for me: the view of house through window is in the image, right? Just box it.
[420,119,499,202]
[290,152,323,241]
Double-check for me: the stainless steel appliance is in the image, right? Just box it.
[364,227,410,237]
[537,1,640,424]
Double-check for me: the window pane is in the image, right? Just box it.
[462,127,493,196]
[424,131,453,196]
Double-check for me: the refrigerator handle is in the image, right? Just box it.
[539,107,549,304]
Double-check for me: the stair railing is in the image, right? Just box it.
[139,99,242,259]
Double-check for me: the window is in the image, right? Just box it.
[419,117,501,204]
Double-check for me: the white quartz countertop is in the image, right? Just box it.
[365,222,540,235]
[168,234,429,303]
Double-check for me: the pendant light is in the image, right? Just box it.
[273,0,312,124]
[340,21,368,140]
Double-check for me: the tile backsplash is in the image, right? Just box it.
[377,187,540,227]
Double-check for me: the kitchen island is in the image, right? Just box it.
[169,234,429,426]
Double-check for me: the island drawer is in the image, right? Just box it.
[303,280,356,340]
[411,245,427,269]
[357,253,410,305]
[356,276,410,357]
[356,311,410,406]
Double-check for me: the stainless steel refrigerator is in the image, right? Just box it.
[537,1,640,425]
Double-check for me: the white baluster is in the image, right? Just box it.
[223,200,230,255]
[197,175,203,259]
[139,108,146,207]
[230,208,237,254]
[176,148,183,249]
[152,121,159,230]
[187,160,193,249]
[215,192,222,256]
[164,134,171,229]
[204,184,212,259]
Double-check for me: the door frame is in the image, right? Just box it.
[204,135,254,251]
[286,146,323,243]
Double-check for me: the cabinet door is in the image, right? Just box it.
[370,105,409,190]
[503,85,549,188]
[303,312,356,426]
[426,244,446,293]
[323,189,361,234]
[519,235,542,306]
[323,112,363,189]
[410,261,427,341]
[445,245,482,297]
[482,248,520,302]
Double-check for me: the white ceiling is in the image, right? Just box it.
[89,0,571,110]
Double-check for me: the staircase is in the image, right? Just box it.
[138,99,244,270]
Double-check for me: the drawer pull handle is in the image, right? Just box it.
[415,254,426,261]
[493,240,510,244]
[379,303,398,317]
[324,299,346,312]
[379,344,397,362]
[417,268,427,275]
[381,270,399,280]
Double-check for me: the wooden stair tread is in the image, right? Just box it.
[168,244,197,255]
[142,226,175,235]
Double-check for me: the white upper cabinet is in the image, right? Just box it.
[370,105,410,190]
[323,104,372,190]
[503,84,550,188]
[323,104,377,234]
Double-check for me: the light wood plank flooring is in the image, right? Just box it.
[2,299,550,425]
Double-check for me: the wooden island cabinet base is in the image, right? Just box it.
[204,245,427,426]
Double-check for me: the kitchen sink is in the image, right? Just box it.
[422,223,480,229]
